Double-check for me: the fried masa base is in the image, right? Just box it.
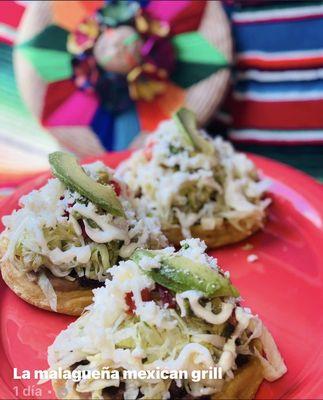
[52,356,264,400]
[163,213,266,249]
[0,244,93,316]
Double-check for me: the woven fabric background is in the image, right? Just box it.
[213,1,323,181]
[0,1,59,198]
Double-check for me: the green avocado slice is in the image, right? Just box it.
[49,151,124,217]
[131,249,239,298]
[173,108,215,155]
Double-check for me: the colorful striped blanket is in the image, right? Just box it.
[215,1,323,179]
[227,1,323,145]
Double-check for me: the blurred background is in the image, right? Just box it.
[0,0,322,199]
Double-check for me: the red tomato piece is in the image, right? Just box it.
[141,288,152,302]
[125,291,136,315]
[110,180,121,196]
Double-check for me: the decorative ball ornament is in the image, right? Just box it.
[67,18,100,55]
[135,10,170,37]
[141,37,175,74]
[94,26,143,74]
[14,0,232,156]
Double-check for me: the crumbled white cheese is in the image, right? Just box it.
[247,254,259,263]
[0,161,167,310]
[178,238,218,270]
[48,247,286,400]
[138,255,161,271]
[116,119,270,238]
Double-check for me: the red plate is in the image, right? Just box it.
[0,152,322,400]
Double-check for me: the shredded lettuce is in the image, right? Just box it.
[0,162,166,300]
[48,250,287,400]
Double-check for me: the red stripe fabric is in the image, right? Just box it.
[0,1,25,28]
[229,4,323,146]
[232,99,323,130]
[237,56,323,70]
